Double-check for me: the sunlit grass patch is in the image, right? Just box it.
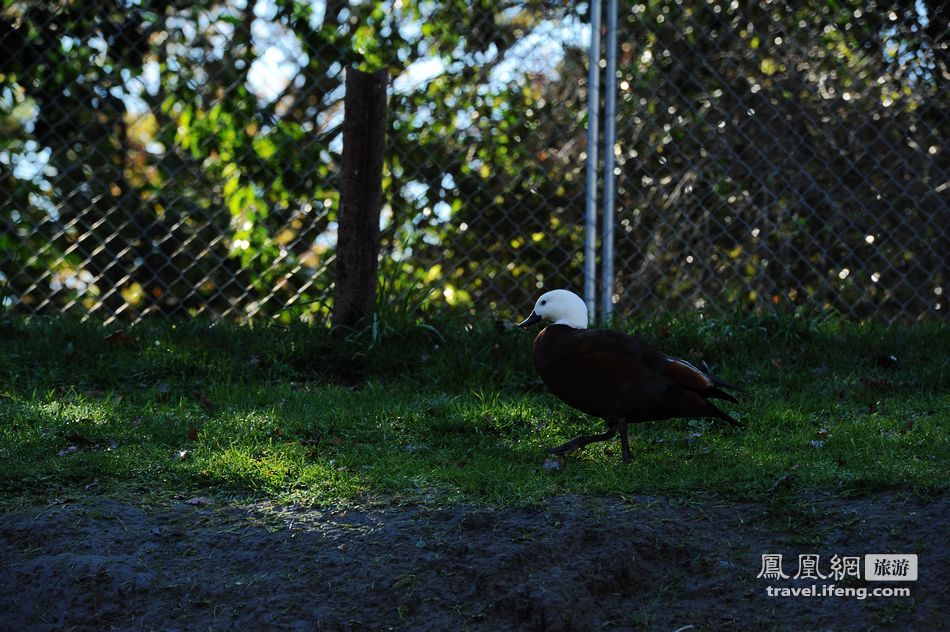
[0,314,947,509]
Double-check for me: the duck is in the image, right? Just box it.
[517,289,741,462]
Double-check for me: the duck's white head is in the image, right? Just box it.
[517,289,589,330]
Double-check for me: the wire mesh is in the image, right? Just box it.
[605,1,948,321]
[0,1,946,324]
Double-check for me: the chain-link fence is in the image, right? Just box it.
[1,1,946,324]
[605,1,948,321]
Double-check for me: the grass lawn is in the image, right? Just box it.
[0,313,947,509]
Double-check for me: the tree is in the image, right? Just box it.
[1,1,945,322]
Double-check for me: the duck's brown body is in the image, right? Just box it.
[533,324,740,461]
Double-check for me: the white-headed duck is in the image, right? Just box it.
[518,289,741,462]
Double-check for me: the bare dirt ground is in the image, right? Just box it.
[1,493,945,631]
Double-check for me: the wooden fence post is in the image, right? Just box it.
[331,66,387,331]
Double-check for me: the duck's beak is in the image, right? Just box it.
[517,311,542,329]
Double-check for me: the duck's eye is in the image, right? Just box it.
[540,300,547,306]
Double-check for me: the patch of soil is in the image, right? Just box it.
[0,493,945,630]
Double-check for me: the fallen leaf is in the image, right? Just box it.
[185,496,212,506]
[186,426,199,441]
[874,353,898,368]
[57,446,78,457]
[173,449,190,461]
[543,456,565,471]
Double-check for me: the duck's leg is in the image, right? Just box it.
[617,420,632,463]
[547,423,617,456]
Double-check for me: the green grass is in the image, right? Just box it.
[0,313,947,509]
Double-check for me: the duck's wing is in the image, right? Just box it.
[661,358,739,403]
[569,329,669,382]
[573,329,741,407]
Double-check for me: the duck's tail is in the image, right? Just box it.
[706,398,742,427]
[703,385,739,404]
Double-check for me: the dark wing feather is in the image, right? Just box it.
[533,326,741,424]
[662,358,739,403]
[571,328,667,368]
[534,328,666,418]
[571,328,742,412]
[573,330,738,394]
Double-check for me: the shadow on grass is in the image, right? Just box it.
[0,315,947,506]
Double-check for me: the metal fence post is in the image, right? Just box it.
[600,0,618,319]
[2,3,942,324]
[583,0,602,322]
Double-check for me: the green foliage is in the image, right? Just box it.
[0,315,947,508]
[0,1,945,321]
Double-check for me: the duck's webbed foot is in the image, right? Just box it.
[546,425,617,456]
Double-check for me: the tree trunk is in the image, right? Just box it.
[332,67,387,332]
